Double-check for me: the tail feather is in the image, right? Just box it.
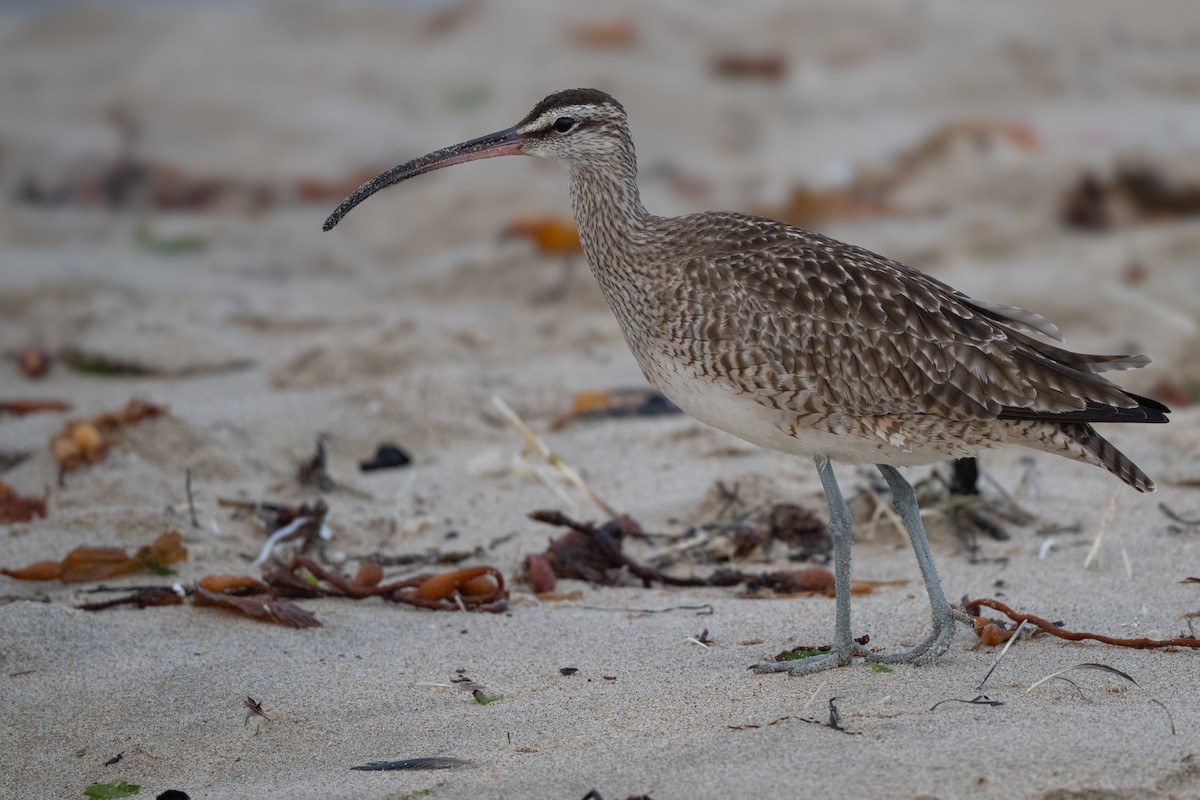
[1063,422,1155,493]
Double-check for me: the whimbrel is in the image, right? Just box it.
[324,89,1170,674]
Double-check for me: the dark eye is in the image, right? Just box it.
[552,117,576,133]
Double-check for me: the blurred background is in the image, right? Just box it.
[1,0,1198,498]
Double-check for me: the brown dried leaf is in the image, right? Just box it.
[57,547,141,584]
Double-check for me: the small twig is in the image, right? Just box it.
[1083,493,1118,571]
[802,679,829,712]
[492,395,620,519]
[185,469,199,529]
[577,604,714,615]
[350,757,471,771]
[977,620,1028,689]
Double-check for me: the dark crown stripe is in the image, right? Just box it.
[519,88,623,128]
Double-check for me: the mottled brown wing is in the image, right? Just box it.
[664,214,1144,422]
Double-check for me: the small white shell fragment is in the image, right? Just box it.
[467,448,512,478]
[402,514,434,539]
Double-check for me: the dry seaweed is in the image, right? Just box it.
[74,557,501,624]
[49,399,167,479]
[528,510,717,588]
[263,557,509,612]
[1062,162,1200,231]
[217,497,330,565]
[0,398,71,416]
[525,552,558,593]
[2,531,186,583]
[963,597,1200,650]
[395,565,508,612]
[296,435,333,492]
[79,587,184,611]
[0,481,48,524]
[193,579,320,628]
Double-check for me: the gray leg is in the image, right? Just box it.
[753,456,868,675]
[870,464,959,663]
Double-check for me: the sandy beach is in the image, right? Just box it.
[2,2,1199,798]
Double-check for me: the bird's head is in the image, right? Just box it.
[323,88,628,231]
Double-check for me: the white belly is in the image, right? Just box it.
[644,356,964,467]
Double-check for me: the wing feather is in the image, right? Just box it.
[662,213,1160,423]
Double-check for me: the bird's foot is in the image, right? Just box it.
[867,609,963,665]
[751,641,870,676]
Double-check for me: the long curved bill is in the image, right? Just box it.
[322,126,524,231]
